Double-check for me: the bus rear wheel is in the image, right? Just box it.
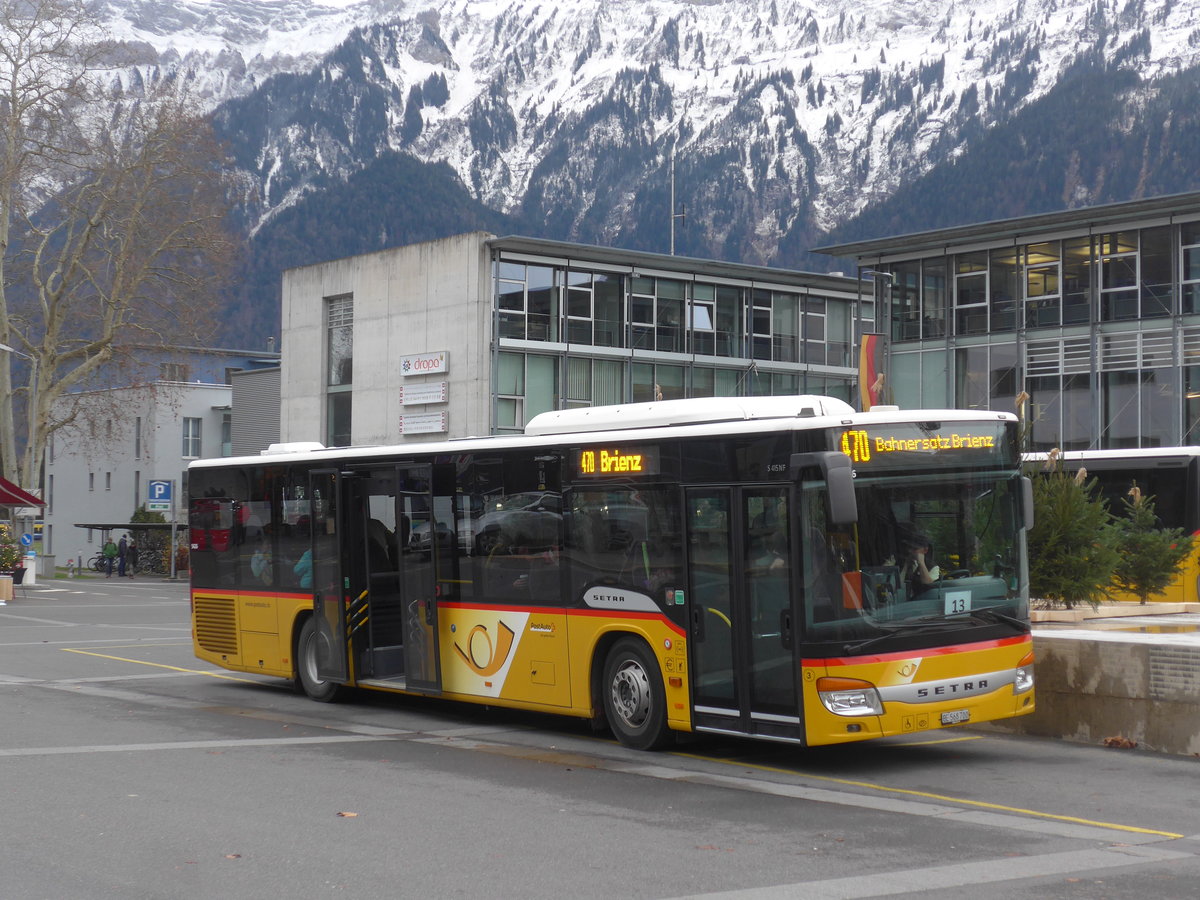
[295,617,344,702]
[602,638,672,751]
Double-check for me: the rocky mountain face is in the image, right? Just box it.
[100,0,1200,343]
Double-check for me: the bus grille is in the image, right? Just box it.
[195,596,238,655]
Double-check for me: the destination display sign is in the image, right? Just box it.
[836,423,1014,469]
[575,446,660,478]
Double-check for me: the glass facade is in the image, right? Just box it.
[492,254,857,431]
[869,211,1200,451]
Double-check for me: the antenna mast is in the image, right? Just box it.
[670,143,686,255]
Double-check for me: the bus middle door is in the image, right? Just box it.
[686,486,800,741]
[309,469,349,684]
[398,465,442,693]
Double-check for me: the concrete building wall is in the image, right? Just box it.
[281,232,494,445]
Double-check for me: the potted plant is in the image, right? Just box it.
[0,523,23,575]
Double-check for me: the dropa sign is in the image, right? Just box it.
[400,350,448,377]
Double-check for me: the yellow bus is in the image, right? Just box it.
[1036,448,1200,604]
[189,396,1035,750]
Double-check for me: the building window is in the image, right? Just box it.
[182,417,202,458]
[749,289,800,362]
[497,262,557,342]
[160,362,189,382]
[954,252,989,335]
[922,259,948,338]
[565,270,622,347]
[745,368,798,396]
[89,472,94,492]
[891,261,921,340]
[496,352,559,433]
[632,362,685,402]
[1024,241,1061,328]
[802,297,827,364]
[1062,236,1092,324]
[327,394,351,447]
[691,367,739,398]
[327,295,353,385]
[105,472,111,491]
[630,276,685,353]
[134,416,142,459]
[717,285,744,357]
[1098,331,1175,448]
[1139,226,1173,319]
[564,357,623,408]
[955,344,1019,413]
[133,471,140,510]
[989,247,1019,332]
[1025,337,1093,451]
[326,294,353,446]
[1183,222,1200,315]
[221,413,232,457]
[1098,231,1139,321]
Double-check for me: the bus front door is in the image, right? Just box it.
[687,486,800,741]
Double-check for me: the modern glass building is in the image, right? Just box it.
[818,191,1200,450]
[280,233,862,446]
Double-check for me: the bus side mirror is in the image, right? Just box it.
[791,451,859,526]
[1021,476,1035,532]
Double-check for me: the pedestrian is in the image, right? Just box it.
[117,534,128,578]
[128,540,138,578]
[102,536,118,578]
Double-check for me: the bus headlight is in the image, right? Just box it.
[1013,651,1035,694]
[816,677,884,716]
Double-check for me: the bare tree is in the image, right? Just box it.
[0,0,235,491]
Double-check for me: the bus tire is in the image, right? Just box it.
[295,616,344,703]
[602,637,672,751]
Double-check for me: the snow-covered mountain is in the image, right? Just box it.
[98,0,1200,336]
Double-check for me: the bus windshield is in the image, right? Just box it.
[801,469,1028,647]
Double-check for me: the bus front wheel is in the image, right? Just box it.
[602,638,672,751]
[295,617,344,703]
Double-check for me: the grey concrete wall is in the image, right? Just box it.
[985,632,1200,756]
[280,232,494,445]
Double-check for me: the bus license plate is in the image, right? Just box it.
[941,709,970,726]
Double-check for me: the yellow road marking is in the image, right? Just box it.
[896,734,985,747]
[674,750,1184,839]
[61,648,266,684]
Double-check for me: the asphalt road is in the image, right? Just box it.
[2,576,1199,899]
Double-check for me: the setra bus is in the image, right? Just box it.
[1031,447,1200,604]
[189,395,1036,750]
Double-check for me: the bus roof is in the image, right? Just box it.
[191,397,1016,470]
[1027,447,1200,469]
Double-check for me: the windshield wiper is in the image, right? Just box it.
[958,607,1030,632]
[842,621,961,654]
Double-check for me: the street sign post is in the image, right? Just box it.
[147,480,172,512]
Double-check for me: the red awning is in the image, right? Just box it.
[0,477,44,507]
